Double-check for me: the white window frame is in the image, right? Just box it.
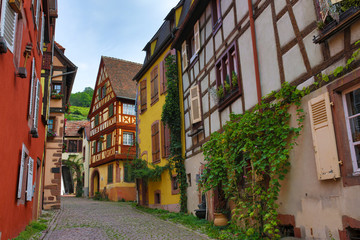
[123,104,135,116]
[26,157,34,201]
[123,132,134,146]
[35,0,40,29]
[29,58,36,118]
[0,0,18,53]
[342,83,360,175]
[39,12,44,54]
[17,144,28,199]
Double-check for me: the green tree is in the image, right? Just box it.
[63,155,84,197]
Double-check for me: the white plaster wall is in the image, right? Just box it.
[184,112,190,130]
[303,29,323,68]
[293,0,317,32]
[214,28,223,50]
[221,0,232,16]
[201,75,209,94]
[278,86,360,239]
[255,6,281,97]
[223,8,236,41]
[205,38,214,65]
[278,12,296,47]
[283,44,306,83]
[220,107,230,127]
[238,29,258,110]
[329,33,344,57]
[231,97,243,115]
[202,93,209,114]
[235,0,248,23]
[350,20,360,44]
[205,18,213,40]
[185,152,205,214]
[210,110,220,133]
[204,116,210,138]
[274,0,286,15]
[183,72,190,92]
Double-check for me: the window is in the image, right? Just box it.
[190,85,202,124]
[343,85,360,174]
[181,41,188,71]
[68,140,78,153]
[171,175,180,195]
[48,118,54,131]
[108,164,113,184]
[109,103,114,117]
[181,20,201,68]
[97,140,102,153]
[154,190,161,204]
[102,86,106,99]
[106,133,112,149]
[35,0,40,29]
[124,165,134,182]
[123,132,134,146]
[39,12,44,54]
[140,79,147,112]
[53,83,61,94]
[187,173,192,187]
[215,43,241,109]
[151,122,160,163]
[0,0,17,53]
[161,122,171,158]
[17,144,28,199]
[151,66,159,105]
[93,141,96,154]
[98,88,101,100]
[30,78,41,138]
[123,104,135,115]
[212,0,222,31]
[95,114,99,126]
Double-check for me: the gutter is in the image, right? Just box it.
[248,0,262,105]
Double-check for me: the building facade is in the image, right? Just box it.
[43,43,77,209]
[172,0,360,238]
[0,0,55,238]
[78,122,91,197]
[88,56,141,201]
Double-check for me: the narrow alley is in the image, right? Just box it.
[43,197,209,240]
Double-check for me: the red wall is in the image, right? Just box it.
[0,1,46,239]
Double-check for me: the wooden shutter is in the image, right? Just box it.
[29,58,35,118]
[152,122,160,163]
[77,140,83,152]
[33,79,41,133]
[308,92,340,180]
[109,103,114,117]
[108,164,113,183]
[181,41,188,70]
[106,133,112,148]
[0,0,17,52]
[151,66,158,104]
[194,20,200,54]
[17,144,27,198]
[190,85,202,124]
[93,141,96,154]
[161,122,171,158]
[160,60,165,95]
[26,157,34,201]
[140,79,147,112]
[39,12,44,54]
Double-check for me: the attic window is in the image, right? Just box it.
[151,40,157,56]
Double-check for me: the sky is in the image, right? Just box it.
[55,0,180,93]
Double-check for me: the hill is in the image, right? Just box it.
[65,87,93,120]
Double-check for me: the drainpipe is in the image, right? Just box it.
[248,0,262,104]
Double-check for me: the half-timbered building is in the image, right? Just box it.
[88,56,141,201]
[43,43,77,209]
[172,0,360,238]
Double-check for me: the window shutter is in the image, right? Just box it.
[0,0,17,53]
[108,164,113,183]
[151,66,158,103]
[161,122,165,158]
[308,92,340,180]
[39,12,44,54]
[32,79,41,135]
[190,85,202,124]
[140,79,147,112]
[35,0,40,29]
[26,157,34,201]
[194,20,200,54]
[106,133,112,148]
[152,122,160,163]
[93,141,96,154]
[29,58,35,118]
[109,103,114,117]
[17,144,27,199]
[160,61,165,95]
[181,41,188,70]
[78,140,83,153]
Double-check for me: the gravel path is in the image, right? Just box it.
[43,197,209,240]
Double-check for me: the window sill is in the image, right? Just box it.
[218,88,242,112]
[313,7,360,44]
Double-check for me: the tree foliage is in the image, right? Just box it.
[70,87,94,107]
[63,155,84,197]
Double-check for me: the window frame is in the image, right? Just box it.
[151,121,160,164]
[0,0,18,53]
[68,140,78,153]
[212,0,222,33]
[123,132,134,146]
[52,83,62,94]
[106,133,112,149]
[123,103,136,116]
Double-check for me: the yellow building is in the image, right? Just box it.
[88,56,141,201]
[133,1,189,212]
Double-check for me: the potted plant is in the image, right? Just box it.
[51,90,64,99]
[47,130,57,138]
[232,71,238,87]
[213,185,229,226]
[216,85,224,100]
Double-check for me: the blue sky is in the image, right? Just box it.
[55,0,179,93]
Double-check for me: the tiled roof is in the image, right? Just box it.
[102,56,142,100]
[65,120,88,137]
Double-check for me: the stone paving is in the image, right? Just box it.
[43,197,210,240]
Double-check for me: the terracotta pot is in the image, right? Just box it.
[213,213,228,226]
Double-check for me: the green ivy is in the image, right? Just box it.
[201,82,306,239]
[162,54,188,213]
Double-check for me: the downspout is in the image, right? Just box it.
[248,0,262,104]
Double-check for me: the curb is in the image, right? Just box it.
[40,207,62,240]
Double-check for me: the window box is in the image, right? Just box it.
[314,5,360,43]
[47,129,57,138]
[51,91,64,99]
[218,87,242,112]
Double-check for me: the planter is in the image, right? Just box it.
[213,213,228,226]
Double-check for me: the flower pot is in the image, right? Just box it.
[213,213,228,226]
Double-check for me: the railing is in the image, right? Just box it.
[90,145,136,164]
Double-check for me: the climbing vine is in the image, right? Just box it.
[201,82,306,239]
[126,156,169,181]
[161,54,188,213]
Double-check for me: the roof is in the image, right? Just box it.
[65,120,88,137]
[102,56,142,100]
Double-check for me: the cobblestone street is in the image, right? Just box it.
[43,197,209,240]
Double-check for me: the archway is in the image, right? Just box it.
[90,169,100,197]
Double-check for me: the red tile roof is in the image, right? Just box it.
[65,120,89,137]
[102,56,142,100]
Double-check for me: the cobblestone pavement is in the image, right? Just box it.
[43,197,210,240]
